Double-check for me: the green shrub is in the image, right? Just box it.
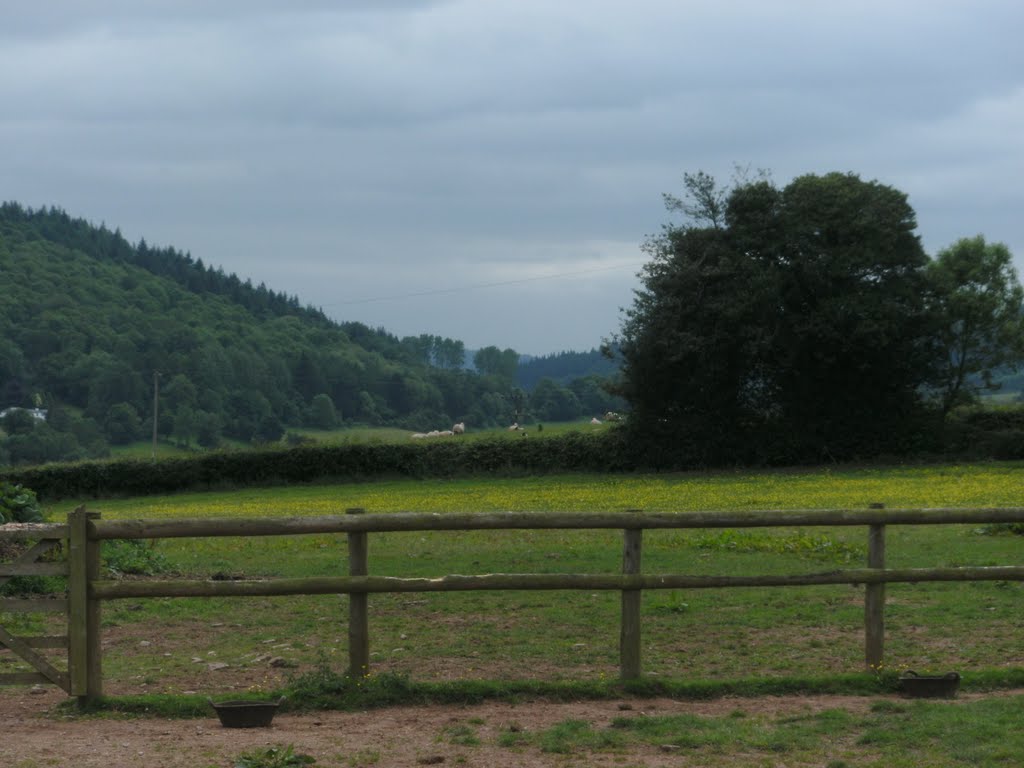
[944,406,1024,459]
[286,659,416,711]
[0,481,42,522]
[102,539,170,576]
[0,482,52,595]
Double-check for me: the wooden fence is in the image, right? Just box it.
[0,521,71,693]
[4,505,1024,704]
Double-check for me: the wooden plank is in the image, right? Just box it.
[68,506,88,697]
[0,538,65,589]
[2,636,68,649]
[85,511,103,700]
[6,538,63,561]
[620,527,643,681]
[67,507,103,702]
[0,672,52,686]
[0,625,70,692]
[91,507,1024,540]
[0,562,68,577]
[0,524,68,542]
[0,598,68,613]
[865,523,886,670]
[347,508,370,679]
[89,564,1024,600]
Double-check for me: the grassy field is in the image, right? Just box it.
[490,695,1024,767]
[105,419,612,459]
[5,460,1024,765]
[14,461,1021,690]
[274,418,612,446]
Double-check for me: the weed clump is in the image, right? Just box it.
[286,658,415,710]
[230,744,316,767]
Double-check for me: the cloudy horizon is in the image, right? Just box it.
[4,1,1022,355]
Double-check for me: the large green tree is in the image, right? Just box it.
[614,225,774,459]
[613,171,937,462]
[753,173,934,453]
[927,235,1024,414]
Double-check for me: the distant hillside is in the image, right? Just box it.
[0,202,331,324]
[0,204,519,460]
[517,348,619,390]
[0,203,625,467]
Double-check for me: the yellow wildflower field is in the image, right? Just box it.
[59,461,1024,521]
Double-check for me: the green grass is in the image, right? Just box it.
[228,744,316,768]
[48,672,883,718]
[106,419,612,459]
[285,426,417,444]
[17,461,1024,766]
[287,419,610,444]
[67,686,1024,767]
[108,441,199,460]
[17,461,1024,702]
[490,695,1024,767]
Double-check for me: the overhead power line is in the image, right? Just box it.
[329,262,645,307]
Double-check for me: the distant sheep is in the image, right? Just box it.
[411,428,456,440]
[452,422,465,434]
[590,417,602,425]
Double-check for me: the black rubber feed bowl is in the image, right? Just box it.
[209,697,285,728]
[898,671,960,699]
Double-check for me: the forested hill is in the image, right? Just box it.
[1,202,332,325]
[0,203,623,466]
[517,348,619,389]
[0,203,430,363]
[0,204,492,457]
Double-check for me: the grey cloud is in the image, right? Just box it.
[2,0,1023,352]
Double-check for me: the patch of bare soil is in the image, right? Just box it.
[8,685,1021,768]
[0,686,846,768]
[5,622,1022,767]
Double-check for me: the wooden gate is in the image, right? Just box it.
[0,521,71,693]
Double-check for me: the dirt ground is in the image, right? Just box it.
[3,622,1018,767]
[3,682,991,768]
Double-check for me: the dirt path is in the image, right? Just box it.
[0,684,956,768]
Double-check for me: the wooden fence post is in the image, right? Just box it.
[346,508,370,678]
[620,526,643,680]
[865,504,886,670]
[68,506,102,704]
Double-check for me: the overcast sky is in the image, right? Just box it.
[3,1,1023,355]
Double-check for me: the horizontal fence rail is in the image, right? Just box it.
[7,505,1024,704]
[91,566,1024,600]
[91,507,1024,539]
[0,523,69,541]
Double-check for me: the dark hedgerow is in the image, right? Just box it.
[4,407,1024,502]
[0,430,632,501]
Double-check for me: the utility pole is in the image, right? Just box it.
[151,371,160,459]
